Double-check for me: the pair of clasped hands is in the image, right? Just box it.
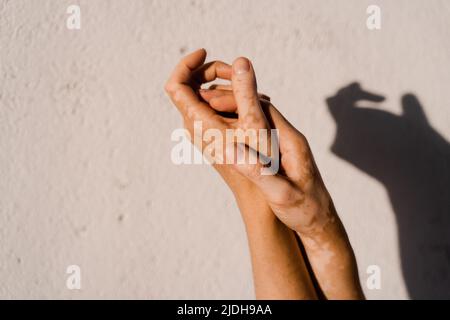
[165,48,364,299]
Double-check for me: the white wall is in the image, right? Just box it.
[1,0,449,299]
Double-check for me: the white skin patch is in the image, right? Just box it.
[302,238,337,293]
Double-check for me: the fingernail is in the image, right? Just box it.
[233,58,250,75]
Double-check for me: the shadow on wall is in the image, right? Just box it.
[326,83,450,299]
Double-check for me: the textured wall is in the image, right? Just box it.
[1,0,449,299]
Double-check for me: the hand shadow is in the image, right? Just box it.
[326,82,450,299]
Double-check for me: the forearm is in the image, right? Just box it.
[234,188,318,300]
[297,203,364,300]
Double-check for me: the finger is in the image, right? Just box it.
[198,89,231,101]
[200,89,270,103]
[165,48,215,118]
[210,95,270,113]
[209,94,308,177]
[231,57,268,129]
[166,48,207,88]
[199,90,237,112]
[199,89,299,151]
[207,84,271,101]
[208,84,232,91]
[192,61,232,86]
[203,91,274,159]
[199,89,271,112]
[211,95,237,112]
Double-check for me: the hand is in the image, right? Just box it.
[164,49,271,201]
[198,55,364,299]
[165,49,320,300]
[165,48,336,237]
[198,62,336,238]
[165,48,363,299]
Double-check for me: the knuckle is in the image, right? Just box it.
[164,81,178,96]
[289,132,310,156]
[183,108,197,122]
[295,132,309,147]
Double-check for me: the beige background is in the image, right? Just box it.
[1,0,449,299]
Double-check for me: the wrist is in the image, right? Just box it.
[235,188,278,227]
[291,194,338,239]
[295,207,349,252]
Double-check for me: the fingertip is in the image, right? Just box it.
[232,57,251,75]
[192,48,208,61]
[184,48,206,59]
[183,48,207,70]
[194,47,206,56]
[230,57,262,122]
[209,97,226,110]
[217,62,232,79]
[197,48,207,59]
